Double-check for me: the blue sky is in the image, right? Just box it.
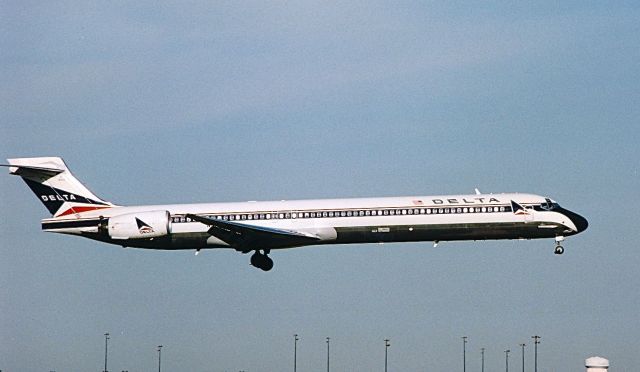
[1,1,639,371]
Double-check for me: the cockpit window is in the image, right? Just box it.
[536,198,559,211]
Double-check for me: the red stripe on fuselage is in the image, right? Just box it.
[57,206,111,217]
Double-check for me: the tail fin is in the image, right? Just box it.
[5,157,114,217]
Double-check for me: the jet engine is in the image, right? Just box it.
[108,210,171,239]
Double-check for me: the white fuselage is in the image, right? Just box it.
[41,193,585,251]
[7,156,588,270]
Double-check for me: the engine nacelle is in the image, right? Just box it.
[108,210,171,240]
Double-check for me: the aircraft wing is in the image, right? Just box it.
[186,214,321,251]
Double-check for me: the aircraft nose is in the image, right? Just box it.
[572,213,589,233]
[560,208,589,233]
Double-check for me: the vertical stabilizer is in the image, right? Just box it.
[6,157,114,217]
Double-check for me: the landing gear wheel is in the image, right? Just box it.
[250,251,274,271]
[250,252,261,267]
[261,255,274,271]
[554,236,565,255]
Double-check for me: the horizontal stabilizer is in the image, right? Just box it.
[2,164,65,178]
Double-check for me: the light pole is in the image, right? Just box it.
[519,343,525,372]
[384,339,390,372]
[326,337,330,372]
[481,348,485,372]
[505,349,510,372]
[157,345,162,372]
[293,334,299,372]
[462,336,467,372]
[104,332,110,372]
[532,336,540,372]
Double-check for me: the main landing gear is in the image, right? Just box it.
[250,250,274,271]
[554,236,565,255]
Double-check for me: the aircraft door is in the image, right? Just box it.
[525,207,534,223]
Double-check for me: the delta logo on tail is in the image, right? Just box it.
[23,179,110,216]
[136,218,155,234]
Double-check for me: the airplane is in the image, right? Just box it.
[4,157,588,271]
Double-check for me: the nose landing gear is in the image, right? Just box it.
[554,236,565,255]
[250,250,274,271]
